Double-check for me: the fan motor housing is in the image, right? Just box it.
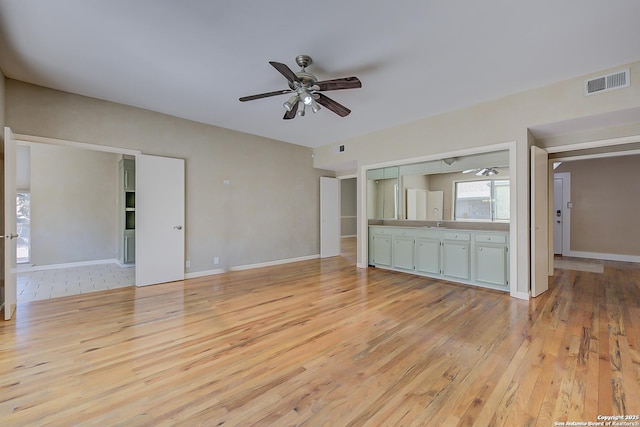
[289,71,317,89]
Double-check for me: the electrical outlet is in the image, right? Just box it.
[214,257,219,265]
[186,260,191,268]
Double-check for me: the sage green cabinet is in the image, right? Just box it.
[120,158,135,265]
[442,242,470,280]
[371,230,392,267]
[123,159,135,191]
[415,237,440,275]
[123,230,135,264]
[474,234,508,288]
[368,226,509,292]
[393,236,415,271]
[442,232,470,280]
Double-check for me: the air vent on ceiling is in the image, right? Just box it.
[584,69,630,96]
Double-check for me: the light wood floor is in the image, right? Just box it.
[1,238,639,426]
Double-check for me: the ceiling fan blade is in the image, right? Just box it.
[239,89,293,102]
[269,61,301,84]
[315,76,362,91]
[283,101,298,120]
[316,93,351,117]
[462,169,476,174]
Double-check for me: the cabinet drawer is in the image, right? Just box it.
[394,229,414,237]
[443,232,471,242]
[370,227,392,236]
[475,234,506,244]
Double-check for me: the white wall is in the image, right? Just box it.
[30,144,119,265]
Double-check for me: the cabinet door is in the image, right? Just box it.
[475,244,507,287]
[442,241,469,280]
[393,236,414,271]
[372,234,392,267]
[124,233,136,264]
[415,237,440,275]
[124,167,135,192]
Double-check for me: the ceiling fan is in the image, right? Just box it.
[239,55,362,119]
[463,167,500,176]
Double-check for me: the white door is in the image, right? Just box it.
[320,177,340,258]
[553,177,563,255]
[531,146,549,297]
[406,188,427,220]
[135,154,185,287]
[3,127,18,320]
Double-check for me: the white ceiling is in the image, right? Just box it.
[0,0,639,148]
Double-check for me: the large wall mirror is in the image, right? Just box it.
[366,166,399,219]
[367,151,510,222]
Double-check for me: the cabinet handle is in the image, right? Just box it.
[479,247,483,251]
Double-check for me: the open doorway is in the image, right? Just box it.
[15,141,138,302]
[550,152,640,263]
[340,177,357,263]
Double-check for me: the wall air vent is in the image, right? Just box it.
[585,69,629,96]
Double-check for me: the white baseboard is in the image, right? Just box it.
[184,255,321,278]
[511,291,530,300]
[230,254,319,272]
[185,268,226,279]
[15,258,120,273]
[565,250,640,263]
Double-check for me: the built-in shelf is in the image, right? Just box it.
[125,211,135,230]
[121,158,136,264]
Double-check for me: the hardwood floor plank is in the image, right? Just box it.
[1,241,639,426]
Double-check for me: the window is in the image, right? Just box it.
[454,179,510,221]
[17,192,31,263]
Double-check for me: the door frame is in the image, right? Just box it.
[548,142,640,262]
[320,177,340,258]
[9,133,141,303]
[3,127,18,320]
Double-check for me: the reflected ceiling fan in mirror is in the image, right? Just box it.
[463,167,500,176]
[239,55,362,119]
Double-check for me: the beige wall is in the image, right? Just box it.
[30,144,119,265]
[5,79,332,273]
[314,60,640,297]
[341,178,357,236]
[555,155,640,256]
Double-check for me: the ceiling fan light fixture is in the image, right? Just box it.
[311,99,321,113]
[297,101,306,116]
[299,90,314,105]
[283,95,299,112]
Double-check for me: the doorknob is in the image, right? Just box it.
[173,225,183,230]
[2,233,19,239]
